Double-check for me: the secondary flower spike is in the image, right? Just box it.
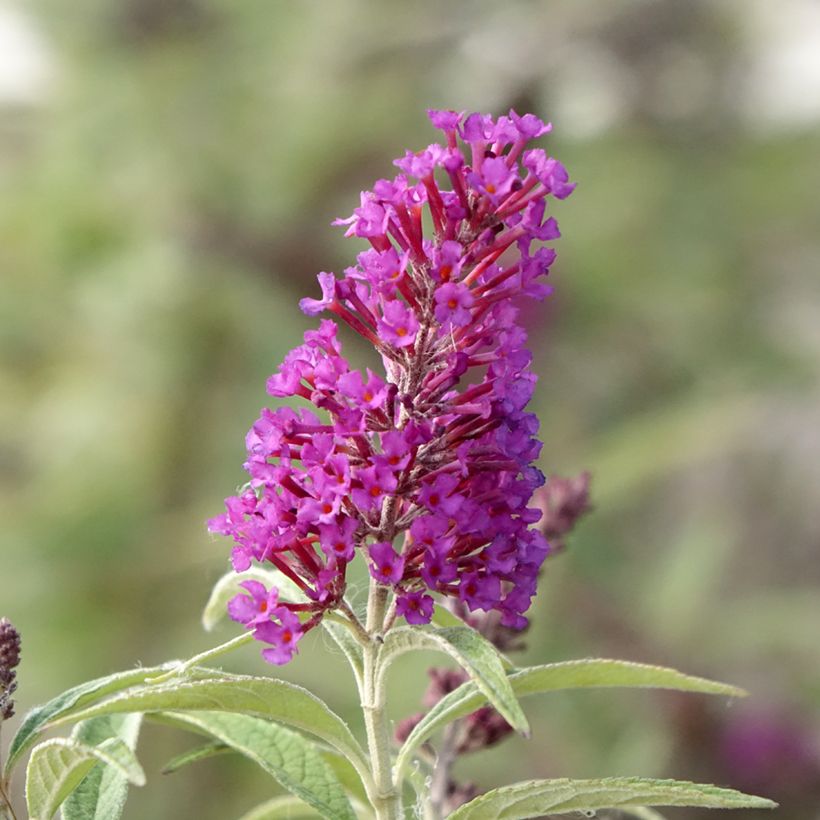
[209,109,575,664]
[0,617,21,720]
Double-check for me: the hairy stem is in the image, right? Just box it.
[332,602,371,646]
[362,577,401,820]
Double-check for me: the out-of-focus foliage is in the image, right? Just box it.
[1,1,818,818]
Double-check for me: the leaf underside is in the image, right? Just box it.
[62,713,143,820]
[447,777,777,819]
[396,658,746,777]
[25,737,144,820]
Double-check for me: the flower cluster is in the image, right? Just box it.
[209,109,575,663]
[0,618,21,721]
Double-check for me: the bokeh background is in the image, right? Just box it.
[2,1,819,817]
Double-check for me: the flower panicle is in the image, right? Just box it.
[0,617,21,721]
[209,109,576,664]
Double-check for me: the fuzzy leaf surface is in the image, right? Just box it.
[237,795,321,819]
[62,714,143,820]
[396,659,746,778]
[5,662,190,776]
[161,741,233,774]
[446,777,776,819]
[45,675,368,776]
[25,737,144,820]
[156,711,356,820]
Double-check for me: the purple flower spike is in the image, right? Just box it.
[0,617,21,720]
[210,108,575,664]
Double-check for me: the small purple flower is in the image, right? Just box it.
[461,112,495,143]
[434,282,474,327]
[334,193,390,238]
[421,548,458,589]
[299,271,337,316]
[396,591,435,625]
[468,156,517,202]
[374,429,413,472]
[227,580,280,626]
[255,608,303,665]
[368,541,405,585]
[522,150,576,199]
[431,240,464,283]
[377,299,419,348]
[359,247,409,294]
[458,572,502,612]
[510,110,551,140]
[352,465,397,512]
[338,369,387,410]
[418,474,464,516]
[318,516,358,562]
[428,108,463,133]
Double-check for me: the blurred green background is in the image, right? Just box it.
[2,1,819,817]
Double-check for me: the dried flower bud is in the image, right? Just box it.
[444,781,479,814]
[0,617,21,721]
[423,668,469,709]
[394,713,425,745]
[533,471,592,551]
[457,706,513,754]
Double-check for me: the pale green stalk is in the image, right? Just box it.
[359,577,401,820]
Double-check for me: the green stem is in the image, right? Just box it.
[0,724,17,820]
[0,780,18,820]
[428,719,461,819]
[145,632,254,684]
[361,578,401,820]
[334,601,371,646]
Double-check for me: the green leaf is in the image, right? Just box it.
[430,604,465,629]
[155,711,356,820]
[395,659,746,779]
[237,795,321,819]
[236,794,374,820]
[446,777,777,818]
[5,661,188,777]
[161,741,234,774]
[62,714,143,820]
[45,675,370,783]
[378,626,529,737]
[321,750,369,805]
[25,737,145,820]
[203,568,306,631]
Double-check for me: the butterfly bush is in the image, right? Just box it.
[209,109,575,665]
